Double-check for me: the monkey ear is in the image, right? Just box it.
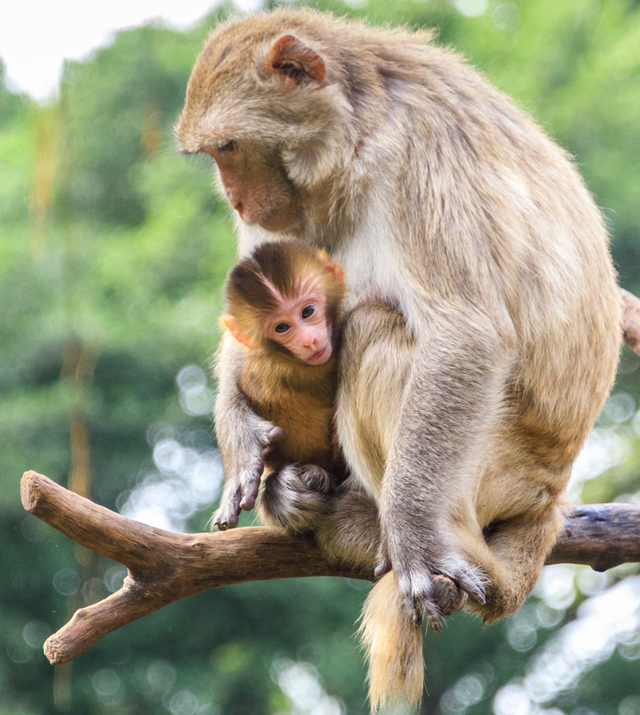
[220,315,254,350]
[263,35,326,87]
[317,250,344,284]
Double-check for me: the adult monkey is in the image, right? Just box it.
[175,8,621,708]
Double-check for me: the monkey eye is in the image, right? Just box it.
[301,305,315,319]
[274,322,290,334]
[217,140,237,153]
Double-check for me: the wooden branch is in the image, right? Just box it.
[20,289,640,665]
[21,471,640,665]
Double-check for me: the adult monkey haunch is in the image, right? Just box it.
[175,9,621,710]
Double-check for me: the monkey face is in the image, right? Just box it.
[199,140,298,232]
[264,279,333,365]
[175,18,352,232]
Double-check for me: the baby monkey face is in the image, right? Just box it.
[264,279,333,365]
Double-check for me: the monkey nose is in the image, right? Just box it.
[234,202,244,217]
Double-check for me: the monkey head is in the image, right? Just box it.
[221,242,344,365]
[174,12,352,233]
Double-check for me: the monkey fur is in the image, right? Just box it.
[221,241,347,531]
[176,9,621,710]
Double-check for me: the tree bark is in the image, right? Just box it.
[21,471,640,665]
[19,288,640,665]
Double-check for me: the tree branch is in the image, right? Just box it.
[20,288,640,665]
[21,471,640,665]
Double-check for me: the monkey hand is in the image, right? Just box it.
[389,551,487,632]
[213,422,284,530]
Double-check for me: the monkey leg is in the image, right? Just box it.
[315,482,381,571]
[258,462,382,571]
[455,505,564,622]
[336,303,414,497]
[339,302,508,623]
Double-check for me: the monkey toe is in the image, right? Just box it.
[373,551,391,580]
[413,594,443,632]
[438,558,487,607]
[431,574,468,616]
[398,570,443,629]
[297,464,333,493]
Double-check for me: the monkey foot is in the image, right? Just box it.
[431,574,468,618]
[297,464,334,493]
[396,556,487,632]
[258,464,335,533]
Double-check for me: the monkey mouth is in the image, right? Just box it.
[306,344,332,365]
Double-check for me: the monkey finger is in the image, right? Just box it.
[239,480,260,510]
[267,426,284,443]
[260,427,283,459]
[239,494,256,510]
[297,464,333,493]
[213,511,239,530]
[410,604,422,626]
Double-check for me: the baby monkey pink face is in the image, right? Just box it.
[264,278,333,365]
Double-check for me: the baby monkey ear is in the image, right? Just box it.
[263,35,326,87]
[317,249,344,284]
[220,315,254,350]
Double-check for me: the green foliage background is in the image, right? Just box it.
[2,1,640,713]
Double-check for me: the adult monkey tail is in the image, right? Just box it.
[359,571,424,711]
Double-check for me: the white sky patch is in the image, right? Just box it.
[0,0,262,100]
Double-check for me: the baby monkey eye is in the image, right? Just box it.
[274,322,290,334]
[301,305,315,319]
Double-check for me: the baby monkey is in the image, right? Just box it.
[218,241,346,531]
